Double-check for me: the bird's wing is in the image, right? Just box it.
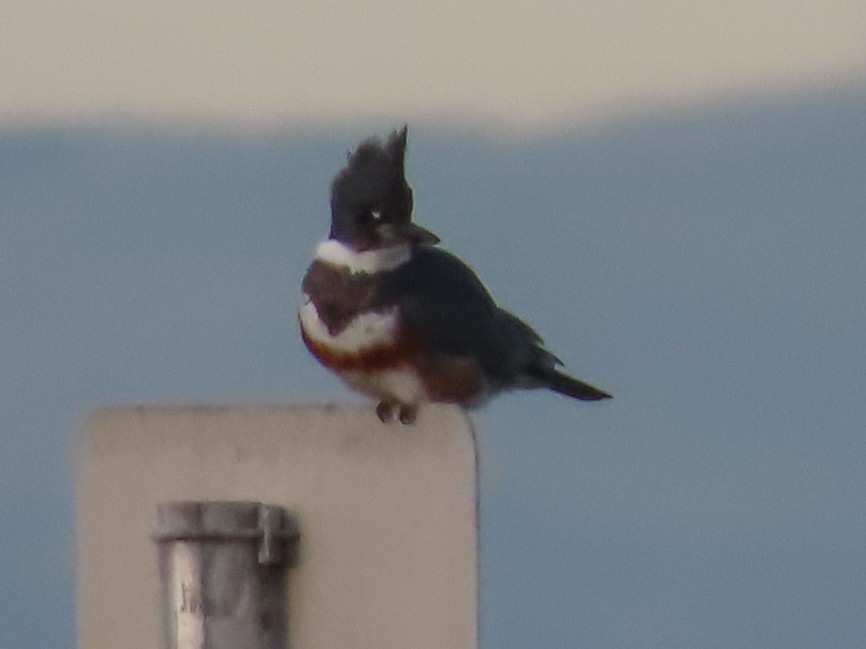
[387,247,553,384]
[389,247,497,354]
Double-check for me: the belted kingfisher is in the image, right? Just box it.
[300,127,611,424]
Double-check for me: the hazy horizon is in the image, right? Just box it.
[3,0,865,128]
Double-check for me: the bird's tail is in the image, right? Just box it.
[495,310,612,401]
[527,366,612,401]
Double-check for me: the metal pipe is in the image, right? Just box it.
[154,501,299,649]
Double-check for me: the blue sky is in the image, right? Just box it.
[2,81,866,648]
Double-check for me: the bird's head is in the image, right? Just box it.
[329,127,439,251]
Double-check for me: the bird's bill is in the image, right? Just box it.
[379,222,441,246]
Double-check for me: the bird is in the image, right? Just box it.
[299,127,611,424]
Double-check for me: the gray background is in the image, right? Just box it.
[2,82,865,648]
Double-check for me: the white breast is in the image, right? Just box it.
[299,298,399,353]
[299,298,429,405]
[341,367,428,405]
[301,240,428,404]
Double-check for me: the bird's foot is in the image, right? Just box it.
[375,401,417,425]
[398,404,417,425]
[375,401,396,423]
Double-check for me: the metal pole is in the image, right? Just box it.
[154,501,299,649]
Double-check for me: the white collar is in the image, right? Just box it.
[315,239,411,274]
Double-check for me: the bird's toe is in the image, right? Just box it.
[397,404,417,425]
[375,401,396,423]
